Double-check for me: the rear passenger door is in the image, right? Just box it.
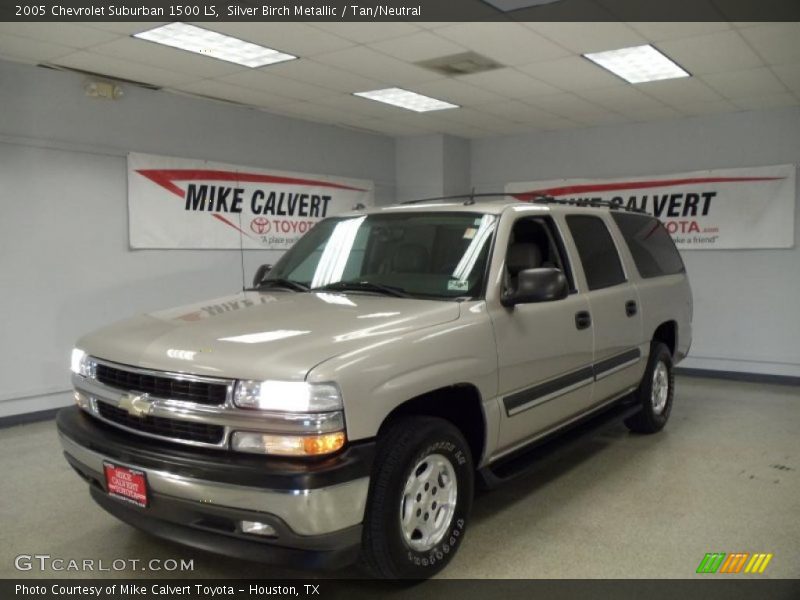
[565,214,645,404]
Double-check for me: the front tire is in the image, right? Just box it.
[625,341,674,434]
[361,416,474,579]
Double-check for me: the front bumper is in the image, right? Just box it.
[57,407,374,569]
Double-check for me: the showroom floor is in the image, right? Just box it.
[1,376,797,579]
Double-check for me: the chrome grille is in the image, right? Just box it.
[95,363,228,406]
[96,401,225,445]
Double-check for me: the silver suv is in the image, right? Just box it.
[58,195,692,578]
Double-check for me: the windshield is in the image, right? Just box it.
[262,212,497,300]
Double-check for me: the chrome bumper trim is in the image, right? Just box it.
[59,433,368,536]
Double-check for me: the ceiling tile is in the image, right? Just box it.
[701,67,787,99]
[368,30,466,63]
[676,99,740,116]
[269,101,356,124]
[203,22,355,57]
[263,59,384,93]
[82,22,166,35]
[458,68,561,98]
[732,93,799,111]
[435,22,570,66]
[578,86,670,112]
[571,111,630,126]
[354,118,434,136]
[218,70,339,101]
[0,23,119,49]
[527,21,645,54]
[0,33,74,63]
[740,23,800,66]
[317,93,417,118]
[656,30,763,75]
[637,77,723,106]
[772,64,800,93]
[478,100,564,126]
[627,21,731,42]
[626,106,683,122]
[519,55,624,91]
[407,79,507,107]
[309,22,420,44]
[53,51,201,87]
[525,92,616,119]
[172,80,296,108]
[89,37,248,78]
[436,107,517,130]
[312,46,442,86]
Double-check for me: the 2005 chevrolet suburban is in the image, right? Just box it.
[57,195,692,578]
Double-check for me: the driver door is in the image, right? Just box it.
[487,215,594,455]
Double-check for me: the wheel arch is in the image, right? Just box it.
[378,383,486,467]
[652,320,677,357]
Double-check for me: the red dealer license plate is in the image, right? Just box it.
[103,462,148,508]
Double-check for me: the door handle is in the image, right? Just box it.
[575,311,591,330]
[625,300,638,317]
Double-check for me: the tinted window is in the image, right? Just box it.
[611,213,685,278]
[566,215,626,290]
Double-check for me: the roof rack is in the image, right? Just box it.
[528,195,649,214]
[400,192,648,214]
[400,192,508,205]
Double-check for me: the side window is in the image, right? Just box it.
[505,217,575,293]
[566,215,626,291]
[611,213,685,278]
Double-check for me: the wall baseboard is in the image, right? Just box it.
[0,407,62,429]
[675,367,800,387]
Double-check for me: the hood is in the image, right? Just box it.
[77,291,461,381]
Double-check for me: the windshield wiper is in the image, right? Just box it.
[257,278,309,292]
[313,281,409,298]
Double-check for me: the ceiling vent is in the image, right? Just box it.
[416,52,504,77]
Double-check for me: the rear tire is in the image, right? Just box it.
[624,342,674,434]
[361,416,474,579]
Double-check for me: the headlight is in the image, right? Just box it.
[233,380,342,412]
[70,348,94,378]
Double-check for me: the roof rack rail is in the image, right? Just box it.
[526,195,649,214]
[398,192,648,214]
[400,192,509,205]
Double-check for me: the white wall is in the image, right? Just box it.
[0,60,395,417]
[471,107,800,377]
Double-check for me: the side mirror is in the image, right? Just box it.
[252,264,272,288]
[501,268,568,307]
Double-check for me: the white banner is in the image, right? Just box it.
[506,164,796,250]
[128,152,374,250]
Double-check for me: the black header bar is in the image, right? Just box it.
[1,0,800,22]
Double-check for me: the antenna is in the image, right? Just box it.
[237,209,246,292]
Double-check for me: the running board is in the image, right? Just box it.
[478,397,640,489]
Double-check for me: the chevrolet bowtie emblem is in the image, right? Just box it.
[118,393,153,418]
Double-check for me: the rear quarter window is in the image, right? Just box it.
[611,213,685,279]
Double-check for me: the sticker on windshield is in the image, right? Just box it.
[463,228,477,240]
[448,279,469,292]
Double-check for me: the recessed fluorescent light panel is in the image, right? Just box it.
[584,44,690,84]
[134,23,296,68]
[482,0,563,11]
[354,88,459,112]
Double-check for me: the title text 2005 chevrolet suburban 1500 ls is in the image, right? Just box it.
[57,195,692,578]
